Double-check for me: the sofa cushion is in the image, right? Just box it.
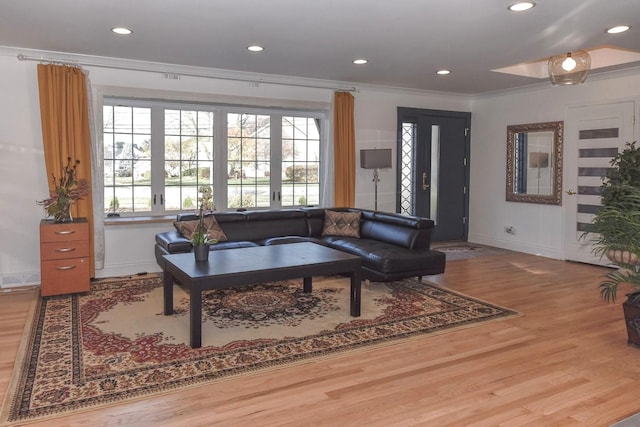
[155,230,192,253]
[209,241,258,251]
[322,236,445,274]
[242,210,310,241]
[322,210,361,238]
[173,215,228,242]
[263,236,330,247]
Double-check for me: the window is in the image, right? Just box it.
[103,105,152,213]
[103,98,325,216]
[164,109,215,211]
[281,116,320,207]
[227,113,271,208]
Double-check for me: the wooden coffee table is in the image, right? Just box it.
[163,242,362,348]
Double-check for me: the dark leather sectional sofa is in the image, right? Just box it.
[154,207,446,282]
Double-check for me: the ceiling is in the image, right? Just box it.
[1,0,640,95]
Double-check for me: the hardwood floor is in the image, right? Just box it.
[1,252,638,426]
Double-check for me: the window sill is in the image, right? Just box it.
[105,215,174,226]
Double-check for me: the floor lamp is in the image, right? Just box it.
[360,149,392,211]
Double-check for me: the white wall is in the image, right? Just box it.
[0,48,470,285]
[0,58,48,286]
[468,70,640,259]
[3,46,638,286]
[354,88,470,212]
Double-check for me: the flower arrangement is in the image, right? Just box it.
[37,157,89,223]
[192,185,215,246]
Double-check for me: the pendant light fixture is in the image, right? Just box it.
[548,50,591,85]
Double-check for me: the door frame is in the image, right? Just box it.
[396,107,471,242]
[563,101,636,265]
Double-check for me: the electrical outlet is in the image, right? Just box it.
[505,226,516,235]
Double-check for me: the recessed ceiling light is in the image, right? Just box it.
[436,69,451,75]
[247,45,264,52]
[508,2,535,12]
[607,25,630,34]
[111,27,132,35]
[353,59,368,65]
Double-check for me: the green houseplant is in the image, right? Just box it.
[590,141,640,346]
[192,185,215,261]
[37,157,90,223]
[590,142,640,303]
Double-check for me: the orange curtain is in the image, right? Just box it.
[333,92,356,207]
[38,64,95,276]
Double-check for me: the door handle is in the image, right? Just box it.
[422,172,429,190]
[566,189,577,195]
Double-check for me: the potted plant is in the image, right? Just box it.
[192,185,216,262]
[590,141,640,345]
[37,157,90,223]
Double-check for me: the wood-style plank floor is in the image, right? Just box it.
[1,252,638,426]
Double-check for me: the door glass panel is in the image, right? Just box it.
[576,124,621,235]
[430,125,440,223]
[400,122,416,215]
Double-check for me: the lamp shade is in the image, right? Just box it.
[360,149,392,169]
[548,50,591,85]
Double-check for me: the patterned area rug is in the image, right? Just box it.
[1,274,519,425]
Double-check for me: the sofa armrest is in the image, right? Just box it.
[155,230,192,253]
[361,212,434,249]
[372,211,434,230]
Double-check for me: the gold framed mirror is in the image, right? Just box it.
[506,121,563,205]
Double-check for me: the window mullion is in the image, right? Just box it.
[150,105,165,214]
[271,113,283,208]
[214,108,227,211]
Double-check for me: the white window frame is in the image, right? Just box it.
[102,96,328,217]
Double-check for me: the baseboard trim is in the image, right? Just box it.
[95,261,162,279]
[468,233,564,260]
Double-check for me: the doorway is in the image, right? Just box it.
[563,101,636,265]
[397,108,471,242]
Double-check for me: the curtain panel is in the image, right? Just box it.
[37,64,96,276]
[333,92,355,207]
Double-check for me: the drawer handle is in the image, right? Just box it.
[56,247,76,253]
[55,230,76,235]
[56,265,77,271]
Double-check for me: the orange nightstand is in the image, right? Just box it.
[39,218,90,297]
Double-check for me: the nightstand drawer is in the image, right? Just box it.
[41,240,90,261]
[40,257,90,296]
[40,220,89,243]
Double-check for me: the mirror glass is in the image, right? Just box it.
[506,121,563,205]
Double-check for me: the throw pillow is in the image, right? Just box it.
[174,216,228,242]
[321,210,361,238]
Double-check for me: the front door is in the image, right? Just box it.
[397,108,471,242]
[563,101,636,265]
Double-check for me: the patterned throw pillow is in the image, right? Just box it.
[173,216,228,242]
[321,210,361,238]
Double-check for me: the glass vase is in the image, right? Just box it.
[53,202,73,223]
